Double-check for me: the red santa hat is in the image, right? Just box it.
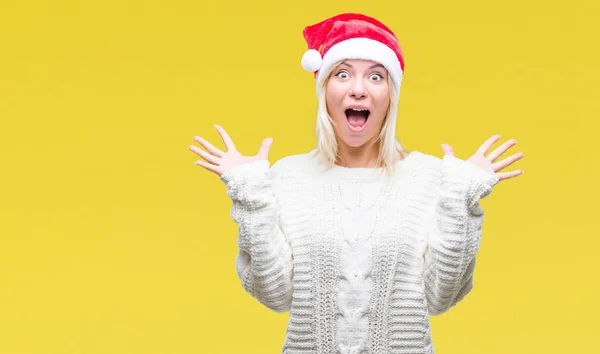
[301,13,405,100]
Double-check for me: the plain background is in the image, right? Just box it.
[1,0,598,353]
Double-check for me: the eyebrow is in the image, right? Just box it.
[339,61,385,70]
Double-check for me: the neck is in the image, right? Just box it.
[335,141,380,168]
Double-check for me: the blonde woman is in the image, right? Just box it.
[189,13,524,354]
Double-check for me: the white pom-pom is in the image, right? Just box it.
[301,49,322,72]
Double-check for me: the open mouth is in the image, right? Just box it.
[345,108,370,131]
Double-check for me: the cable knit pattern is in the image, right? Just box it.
[336,180,384,354]
[219,149,499,354]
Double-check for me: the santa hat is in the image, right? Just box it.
[301,13,405,100]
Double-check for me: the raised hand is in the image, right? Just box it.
[441,134,524,182]
[189,124,273,176]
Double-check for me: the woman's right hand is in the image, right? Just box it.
[189,124,273,176]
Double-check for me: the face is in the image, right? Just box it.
[325,59,390,149]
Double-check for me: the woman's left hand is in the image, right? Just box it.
[441,134,524,182]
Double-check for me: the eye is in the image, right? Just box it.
[370,73,384,81]
[335,71,349,79]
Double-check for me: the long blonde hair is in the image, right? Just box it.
[313,61,411,176]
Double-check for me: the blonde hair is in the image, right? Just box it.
[313,61,411,176]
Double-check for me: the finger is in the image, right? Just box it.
[189,145,220,165]
[257,137,273,160]
[194,160,222,176]
[441,143,454,156]
[192,136,225,158]
[214,125,237,152]
[476,134,502,157]
[493,151,524,171]
[496,169,524,181]
[488,139,517,162]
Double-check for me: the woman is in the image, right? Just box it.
[189,13,524,354]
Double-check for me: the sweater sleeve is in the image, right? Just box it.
[422,154,499,316]
[219,159,293,313]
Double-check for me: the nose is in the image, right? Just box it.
[349,79,367,99]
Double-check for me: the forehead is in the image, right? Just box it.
[337,59,386,71]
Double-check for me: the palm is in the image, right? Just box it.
[441,134,524,181]
[189,124,273,176]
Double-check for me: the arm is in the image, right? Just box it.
[220,159,293,313]
[423,154,499,316]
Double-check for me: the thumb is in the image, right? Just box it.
[257,137,273,160]
[441,143,454,156]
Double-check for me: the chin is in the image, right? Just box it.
[340,136,371,148]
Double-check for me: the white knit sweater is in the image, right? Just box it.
[219,149,499,354]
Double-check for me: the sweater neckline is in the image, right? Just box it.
[310,150,419,182]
